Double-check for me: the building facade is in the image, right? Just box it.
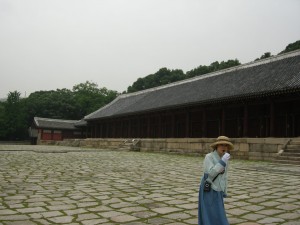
[84,50,300,139]
[30,117,85,144]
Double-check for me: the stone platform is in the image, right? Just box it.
[0,145,299,225]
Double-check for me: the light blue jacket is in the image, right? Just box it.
[203,150,229,195]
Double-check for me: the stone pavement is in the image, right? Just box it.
[0,145,299,225]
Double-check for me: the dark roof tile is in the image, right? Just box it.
[34,117,80,130]
[85,50,300,121]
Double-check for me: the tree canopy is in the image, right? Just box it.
[126,40,300,94]
[127,59,241,93]
[0,82,119,140]
[279,40,300,54]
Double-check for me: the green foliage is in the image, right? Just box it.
[279,40,300,54]
[0,102,6,139]
[0,82,119,140]
[127,60,240,93]
[127,68,185,93]
[186,59,241,78]
[1,91,28,140]
[25,89,78,120]
[73,81,119,116]
[255,52,272,61]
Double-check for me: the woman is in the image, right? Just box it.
[198,136,234,225]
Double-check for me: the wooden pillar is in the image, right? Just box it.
[185,110,190,138]
[97,123,100,138]
[171,113,175,137]
[105,122,108,138]
[243,105,248,137]
[94,125,97,138]
[221,108,225,135]
[91,125,94,138]
[95,124,98,138]
[86,126,89,138]
[128,118,132,138]
[100,122,105,138]
[120,120,123,138]
[103,123,106,138]
[270,101,275,137]
[147,116,150,138]
[112,121,115,138]
[202,110,207,137]
[158,114,162,138]
[137,117,140,138]
[95,123,98,138]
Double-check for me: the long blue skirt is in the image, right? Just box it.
[198,174,229,225]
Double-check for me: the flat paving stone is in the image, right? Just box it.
[0,145,300,225]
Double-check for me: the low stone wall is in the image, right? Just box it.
[39,137,290,161]
[39,138,126,149]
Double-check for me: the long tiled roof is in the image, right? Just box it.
[33,117,80,130]
[85,50,300,121]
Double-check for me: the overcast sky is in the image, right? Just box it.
[0,0,300,98]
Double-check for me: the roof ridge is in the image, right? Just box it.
[120,49,300,98]
[34,117,79,123]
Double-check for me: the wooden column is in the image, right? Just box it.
[243,105,248,137]
[171,113,175,137]
[106,122,108,138]
[202,110,207,137]
[185,110,190,138]
[147,116,150,138]
[270,101,275,137]
[100,123,104,138]
[112,121,116,138]
[221,108,225,135]
[137,117,141,138]
[120,120,123,138]
[95,123,98,138]
[91,125,94,138]
[127,118,130,138]
[86,126,89,138]
[158,114,162,138]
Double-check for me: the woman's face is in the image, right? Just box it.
[216,144,229,156]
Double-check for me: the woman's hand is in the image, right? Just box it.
[222,153,230,164]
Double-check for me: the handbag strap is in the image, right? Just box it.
[212,172,221,182]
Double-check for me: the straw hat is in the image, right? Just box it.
[210,136,234,150]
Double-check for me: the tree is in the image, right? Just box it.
[279,40,300,54]
[3,91,28,140]
[127,68,185,93]
[255,52,272,61]
[25,89,78,121]
[186,59,240,78]
[73,81,119,116]
[0,102,6,139]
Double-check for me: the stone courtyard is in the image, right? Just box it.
[0,145,299,225]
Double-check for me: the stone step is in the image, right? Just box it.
[285,148,300,153]
[124,143,133,146]
[119,139,140,151]
[281,152,300,157]
[273,159,300,165]
[290,140,300,145]
[286,144,300,150]
[278,155,300,161]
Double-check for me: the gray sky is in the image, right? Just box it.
[1,0,300,98]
